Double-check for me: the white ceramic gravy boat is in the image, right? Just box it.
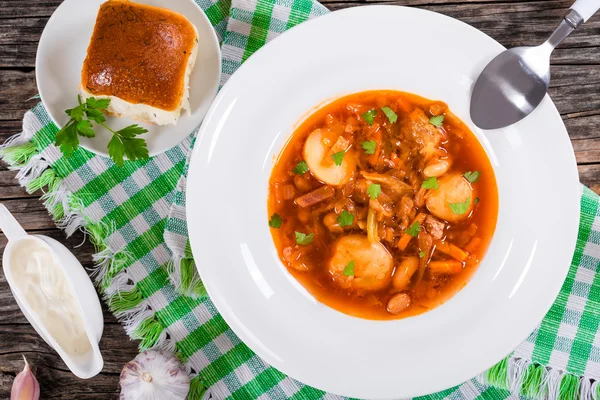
[0,204,104,379]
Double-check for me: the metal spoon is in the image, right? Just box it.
[470,0,600,130]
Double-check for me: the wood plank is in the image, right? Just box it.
[579,164,600,195]
[0,1,62,18]
[0,324,138,400]
[0,44,38,68]
[0,198,57,231]
[564,114,600,140]
[0,70,38,120]
[573,139,600,165]
[5,1,600,67]
[0,170,42,198]
[0,17,47,43]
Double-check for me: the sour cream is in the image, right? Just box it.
[8,238,92,356]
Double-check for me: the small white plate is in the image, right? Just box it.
[36,0,221,158]
[186,5,580,399]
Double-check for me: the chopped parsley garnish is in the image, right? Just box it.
[421,177,439,190]
[343,260,355,276]
[463,170,480,183]
[293,161,309,175]
[337,210,354,227]
[419,251,426,258]
[361,140,377,155]
[361,109,378,125]
[332,151,345,166]
[406,222,421,237]
[381,106,398,124]
[366,183,381,200]
[268,214,282,228]
[295,231,314,245]
[429,115,445,127]
[449,197,471,215]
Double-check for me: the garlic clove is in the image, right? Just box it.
[11,356,40,400]
[120,350,190,400]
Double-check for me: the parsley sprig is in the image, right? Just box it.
[55,96,149,167]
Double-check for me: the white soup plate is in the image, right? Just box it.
[186,5,580,399]
[36,0,221,158]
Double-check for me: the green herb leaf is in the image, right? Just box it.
[295,231,314,245]
[343,260,355,276]
[117,124,149,138]
[361,140,377,155]
[474,197,480,204]
[449,197,471,215]
[85,108,106,124]
[337,210,354,227]
[293,161,309,175]
[406,222,421,237]
[366,183,381,200]
[269,213,282,228]
[463,170,480,183]
[55,123,79,158]
[76,120,95,138]
[419,251,426,258]
[85,97,110,110]
[429,115,444,127]
[332,151,345,166]
[381,106,398,124]
[107,135,126,167]
[56,96,150,168]
[421,177,439,190]
[361,109,378,125]
[65,105,85,122]
[122,137,149,162]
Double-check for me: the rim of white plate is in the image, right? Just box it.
[36,0,221,158]
[186,5,580,399]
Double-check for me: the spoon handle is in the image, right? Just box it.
[571,0,600,22]
[0,204,27,241]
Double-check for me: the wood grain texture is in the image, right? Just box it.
[1,0,600,399]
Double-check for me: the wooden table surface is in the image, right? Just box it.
[2,0,600,398]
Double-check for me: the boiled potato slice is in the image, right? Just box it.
[425,173,473,223]
[303,129,355,186]
[328,234,393,292]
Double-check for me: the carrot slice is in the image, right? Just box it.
[428,260,463,275]
[434,240,469,262]
[397,213,427,251]
[465,237,482,253]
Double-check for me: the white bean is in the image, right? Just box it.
[423,160,449,178]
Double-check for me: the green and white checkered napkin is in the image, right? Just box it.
[2,0,600,398]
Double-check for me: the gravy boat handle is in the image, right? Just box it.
[0,204,27,241]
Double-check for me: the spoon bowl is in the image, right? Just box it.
[471,45,551,130]
[470,0,600,129]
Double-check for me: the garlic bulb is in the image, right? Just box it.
[11,356,40,400]
[120,350,190,400]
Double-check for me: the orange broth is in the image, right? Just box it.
[268,90,498,320]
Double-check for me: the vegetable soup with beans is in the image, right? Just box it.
[267,90,498,320]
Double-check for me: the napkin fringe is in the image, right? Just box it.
[0,112,178,357]
[167,240,207,300]
[480,355,599,400]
